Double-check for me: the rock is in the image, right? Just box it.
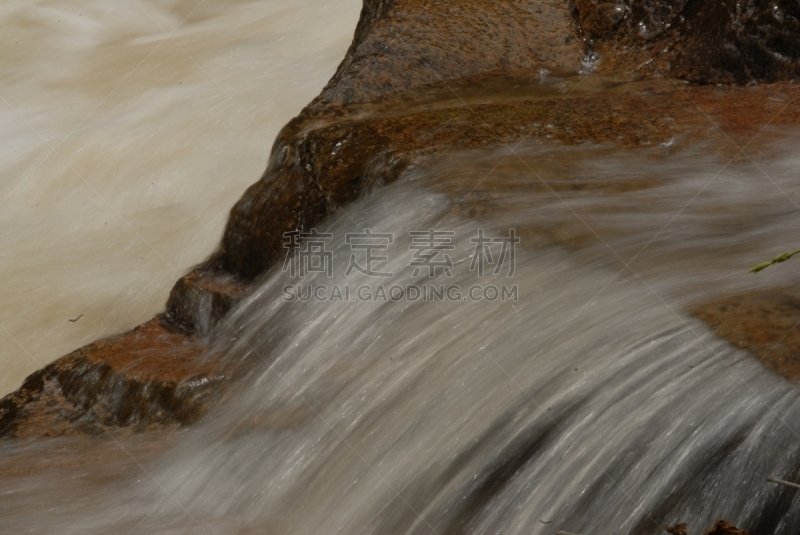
[575,0,800,83]
[312,0,585,107]
[704,520,750,535]
[207,78,800,284]
[166,268,251,334]
[0,318,226,438]
[666,521,749,535]
[694,290,800,382]
[666,524,688,535]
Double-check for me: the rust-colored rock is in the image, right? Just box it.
[703,520,750,535]
[210,79,800,282]
[165,268,251,333]
[666,520,749,535]
[694,290,800,382]
[0,318,226,439]
[666,524,689,535]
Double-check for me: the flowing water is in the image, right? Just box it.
[3,134,800,533]
[5,1,800,533]
[0,0,361,397]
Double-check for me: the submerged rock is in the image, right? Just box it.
[694,290,800,382]
[3,0,800,437]
[667,523,690,535]
[704,520,750,535]
[666,520,750,535]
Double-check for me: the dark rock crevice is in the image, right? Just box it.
[573,0,800,83]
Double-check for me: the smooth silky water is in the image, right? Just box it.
[0,0,361,397]
[3,134,800,533]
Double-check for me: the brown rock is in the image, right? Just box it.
[694,290,800,382]
[313,0,585,107]
[0,318,227,438]
[666,524,688,535]
[576,0,800,83]
[166,268,251,334]
[704,520,750,535]
[665,520,750,535]
[208,79,800,284]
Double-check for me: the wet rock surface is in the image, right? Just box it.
[206,79,800,283]
[703,520,750,535]
[576,0,800,83]
[694,290,800,382]
[312,0,585,107]
[3,0,800,438]
[667,520,750,535]
[0,318,226,439]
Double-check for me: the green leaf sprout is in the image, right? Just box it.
[750,248,800,273]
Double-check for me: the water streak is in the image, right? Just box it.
[3,139,800,533]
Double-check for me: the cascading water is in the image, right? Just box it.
[3,138,800,534]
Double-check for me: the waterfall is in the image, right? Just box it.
[4,139,800,534]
